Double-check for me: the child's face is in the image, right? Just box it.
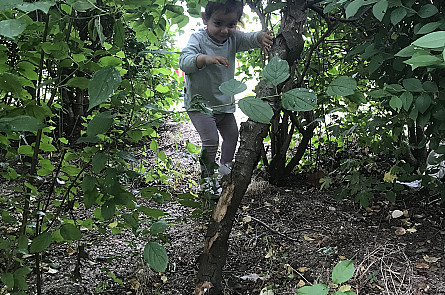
[202,10,238,44]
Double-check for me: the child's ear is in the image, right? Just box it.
[201,12,208,25]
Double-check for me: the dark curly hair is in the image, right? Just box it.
[203,0,244,22]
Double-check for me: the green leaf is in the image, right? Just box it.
[150,220,169,235]
[0,19,27,39]
[0,115,45,132]
[402,78,423,92]
[404,54,441,69]
[29,232,52,253]
[17,235,28,254]
[143,241,168,272]
[390,7,406,25]
[84,189,98,209]
[122,213,138,228]
[101,200,115,220]
[417,22,442,35]
[238,96,273,124]
[417,4,438,18]
[282,88,317,111]
[1,272,14,289]
[88,66,121,111]
[138,206,165,219]
[155,84,169,93]
[327,76,357,96]
[0,0,23,10]
[17,145,33,156]
[415,93,432,113]
[86,111,114,136]
[37,159,55,176]
[65,77,89,89]
[262,56,289,86]
[346,0,377,19]
[296,284,329,295]
[60,224,82,240]
[71,0,95,11]
[264,2,287,13]
[113,19,125,48]
[92,153,107,173]
[332,260,355,284]
[389,96,402,111]
[16,1,55,13]
[372,0,388,22]
[400,91,413,111]
[219,79,247,96]
[412,31,445,49]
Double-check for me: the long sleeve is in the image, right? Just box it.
[179,34,203,74]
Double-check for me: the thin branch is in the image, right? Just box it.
[246,215,301,242]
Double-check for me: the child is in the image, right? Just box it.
[179,0,273,178]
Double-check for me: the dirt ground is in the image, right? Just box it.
[32,118,445,295]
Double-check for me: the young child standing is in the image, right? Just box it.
[179,0,273,178]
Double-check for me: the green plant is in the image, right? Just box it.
[296,260,356,295]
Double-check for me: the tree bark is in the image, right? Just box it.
[195,121,269,294]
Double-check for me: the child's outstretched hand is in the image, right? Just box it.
[258,30,274,50]
[196,54,229,68]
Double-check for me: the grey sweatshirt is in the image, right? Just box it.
[179,29,261,113]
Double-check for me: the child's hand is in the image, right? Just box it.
[197,54,229,68]
[258,30,274,50]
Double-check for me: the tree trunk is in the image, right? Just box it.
[195,121,269,294]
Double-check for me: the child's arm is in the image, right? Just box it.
[196,55,229,68]
[257,31,274,49]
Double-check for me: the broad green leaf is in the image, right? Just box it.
[297,284,329,295]
[86,111,114,136]
[332,260,355,284]
[417,22,442,35]
[389,96,402,111]
[1,272,14,289]
[0,73,23,97]
[98,56,122,67]
[17,145,33,156]
[333,291,357,295]
[16,1,55,13]
[101,200,115,220]
[0,19,27,39]
[238,96,273,124]
[138,206,165,219]
[262,56,289,86]
[92,153,107,173]
[264,2,287,13]
[404,54,441,69]
[155,84,169,93]
[372,0,388,22]
[409,107,418,121]
[390,7,406,25]
[150,220,169,235]
[327,76,357,96]
[113,19,125,48]
[423,81,438,92]
[60,224,82,240]
[187,94,213,115]
[400,91,413,111]
[412,31,445,49]
[150,139,158,151]
[88,66,122,110]
[82,174,96,192]
[117,151,137,162]
[13,266,31,291]
[415,93,432,113]
[71,0,95,11]
[144,241,168,272]
[65,77,89,89]
[219,79,247,96]
[122,213,138,228]
[84,189,98,209]
[37,159,55,176]
[402,78,423,92]
[0,0,23,10]
[17,235,28,254]
[29,232,52,253]
[0,115,45,132]
[282,88,317,111]
[346,0,377,19]
[417,4,438,18]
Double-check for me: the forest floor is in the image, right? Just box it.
[33,118,445,295]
